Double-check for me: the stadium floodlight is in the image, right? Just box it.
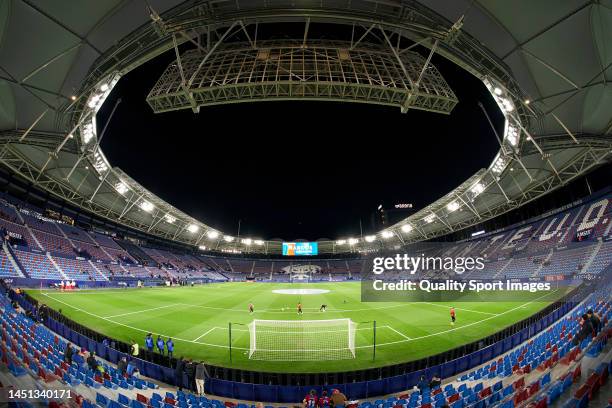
[336,239,346,245]
[187,224,199,233]
[115,181,129,195]
[364,235,376,242]
[242,238,252,245]
[254,240,264,246]
[494,87,502,96]
[471,182,485,196]
[381,230,394,239]
[401,224,413,233]
[164,214,176,224]
[198,245,207,250]
[223,235,234,242]
[348,238,359,245]
[447,201,460,212]
[506,124,519,146]
[140,200,154,212]
[423,214,435,224]
[99,83,109,92]
[248,319,356,361]
[491,155,507,174]
[206,230,219,239]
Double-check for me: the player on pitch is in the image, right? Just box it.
[450,306,456,326]
[297,302,303,315]
[248,303,254,314]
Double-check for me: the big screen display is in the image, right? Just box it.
[282,242,318,256]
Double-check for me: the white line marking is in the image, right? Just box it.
[104,304,178,318]
[418,302,499,316]
[39,289,559,352]
[193,327,217,342]
[354,289,559,349]
[385,325,411,340]
[41,293,241,350]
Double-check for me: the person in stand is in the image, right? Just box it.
[185,359,196,392]
[318,390,331,408]
[587,309,601,334]
[195,361,209,396]
[166,338,174,358]
[145,333,154,353]
[64,343,74,365]
[130,339,139,357]
[174,357,185,391]
[416,375,428,392]
[87,351,98,371]
[330,389,347,408]
[156,335,165,355]
[117,356,128,375]
[303,390,318,408]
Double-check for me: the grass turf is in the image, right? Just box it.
[27,282,566,373]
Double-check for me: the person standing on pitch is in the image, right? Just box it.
[145,333,154,353]
[156,335,165,355]
[450,307,456,326]
[166,338,174,358]
[249,303,254,314]
[297,302,303,315]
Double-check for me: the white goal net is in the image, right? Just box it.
[248,319,357,361]
[290,273,310,283]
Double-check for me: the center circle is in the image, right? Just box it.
[272,288,330,295]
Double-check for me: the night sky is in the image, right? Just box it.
[97,42,503,241]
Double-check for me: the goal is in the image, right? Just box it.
[290,272,310,283]
[248,319,357,361]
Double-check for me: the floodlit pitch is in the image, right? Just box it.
[27,282,566,373]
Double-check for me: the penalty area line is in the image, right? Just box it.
[40,293,246,350]
[193,327,217,342]
[385,325,411,340]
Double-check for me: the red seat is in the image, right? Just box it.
[513,377,525,389]
[137,394,148,403]
[479,387,492,399]
[448,393,460,403]
[572,364,582,382]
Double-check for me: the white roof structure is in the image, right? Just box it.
[0,1,610,254]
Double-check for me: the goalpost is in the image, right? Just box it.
[248,319,357,361]
[290,272,310,283]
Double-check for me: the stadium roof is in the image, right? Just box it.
[0,0,610,254]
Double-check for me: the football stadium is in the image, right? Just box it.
[0,1,611,407]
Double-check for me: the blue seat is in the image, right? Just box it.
[96,392,109,407]
[118,394,130,407]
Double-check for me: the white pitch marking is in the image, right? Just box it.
[39,289,560,352]
[193,327,217,342]
[385,325,411,340]
[104,303,179,318]
[418,302,499,316]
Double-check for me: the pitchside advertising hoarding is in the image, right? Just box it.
[282,242,318,256]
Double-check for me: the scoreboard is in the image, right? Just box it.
[282,242,318,256]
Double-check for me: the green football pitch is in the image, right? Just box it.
[27,282,566,373]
